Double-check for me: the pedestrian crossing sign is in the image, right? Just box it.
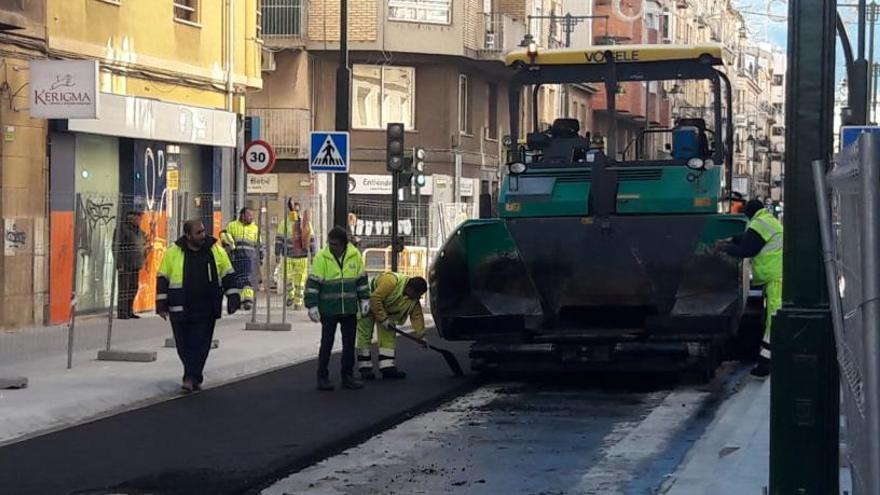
[309,131,350,173]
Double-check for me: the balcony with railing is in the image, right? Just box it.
[246,108,311,159]
[472,13,526,60]
[259,0,307,48]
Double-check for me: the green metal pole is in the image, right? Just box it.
[770,0,839,492]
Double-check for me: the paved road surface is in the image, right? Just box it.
[263,365,749,495]
[0,334,473,495]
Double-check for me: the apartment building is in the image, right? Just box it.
[0,1,263,329]
[251,0,548,246]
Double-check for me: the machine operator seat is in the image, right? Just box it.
[550,118,580,138]
[672,118,710,160]
[545,118,589,165]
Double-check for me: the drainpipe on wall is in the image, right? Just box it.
[226,0,235,112]
[226,0,245,214]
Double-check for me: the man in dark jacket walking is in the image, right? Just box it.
[113,209,148,319]
[156,219,240,393]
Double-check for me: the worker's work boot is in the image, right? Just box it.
[359,369,376,381]
[750,358,770,379]
[316,377,334,391]
[242,301,253,311]
[381,367,407,380]
[341,375,364,390]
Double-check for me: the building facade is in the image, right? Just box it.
[768,47,786,202]
[0,0,263,329]
[251,0,529,250]
[0,1,48,329]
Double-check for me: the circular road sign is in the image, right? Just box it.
[243,140,276,174]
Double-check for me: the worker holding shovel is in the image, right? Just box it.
[356,273,428,380]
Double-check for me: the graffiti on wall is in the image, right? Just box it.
[84,198,115,233]
[4,219,28,256]
[75,195,117,312]
[143,146,167,212]
[135,145,170,313]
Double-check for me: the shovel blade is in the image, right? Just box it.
[434,347,465,377]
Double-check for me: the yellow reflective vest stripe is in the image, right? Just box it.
[225,220,259,249]
[747,209,783,285]
[156,240,238,316]
[370,272,425,335]
[305,243,369,315]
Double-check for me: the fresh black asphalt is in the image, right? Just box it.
[0,336,474,495]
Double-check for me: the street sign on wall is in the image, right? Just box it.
[29,60,99,119]
[348,173,434,195]
[247,173,279,194]
[309,132,350,173]
[242,139,276,175]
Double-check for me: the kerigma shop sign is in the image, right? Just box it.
[29,60,99,119]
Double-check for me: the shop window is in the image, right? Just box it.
[352,65,415,130]
[174,0,200,24]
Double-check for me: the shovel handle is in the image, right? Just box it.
[388,324,427,346]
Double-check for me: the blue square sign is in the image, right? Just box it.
[309,132,350,173]
[841,126,880,151]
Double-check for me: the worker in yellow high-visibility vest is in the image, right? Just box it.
[156,219,240,393]
[275,200,315,310]
[719,199,783,378]
[221,208,260,310]
[357,272,428,380]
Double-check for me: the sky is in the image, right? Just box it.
[732,0,787,49]
[733,0,877,88]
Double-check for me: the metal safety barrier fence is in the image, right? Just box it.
[0,186,476,387]
[816,129,880,495]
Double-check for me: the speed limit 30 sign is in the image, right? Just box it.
[242,140,276,174]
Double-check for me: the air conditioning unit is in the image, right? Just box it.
[485,32,496,50]
[261,49,276,72]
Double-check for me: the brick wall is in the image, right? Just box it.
[496,0,526,21]
[309,0,378,42]
[592,2,643,44]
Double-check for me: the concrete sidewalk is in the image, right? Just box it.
[663,377,852,494]
[0,308,386,446]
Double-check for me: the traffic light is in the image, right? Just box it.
[414,147,426,187]
[400,157,414,187]
[386,122,405,172]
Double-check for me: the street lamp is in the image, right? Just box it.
[519,33,537,56]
